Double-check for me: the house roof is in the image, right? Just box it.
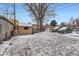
[19,22,32,27]
[0,15,14,25]
[52,26,59,29]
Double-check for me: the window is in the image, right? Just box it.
[24,27,29,30]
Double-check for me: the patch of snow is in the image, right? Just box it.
[0,32,79,56]
[64,31,79,39]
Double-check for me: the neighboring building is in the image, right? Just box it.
[51,26,60,32]
[50,25,59,32]
[32,24,41,33]
[0,15,14,41]
[19,23,33,35]
[43,24,49,30]
[32,24,40,30]
[32,24,49,32]
[69,19,79,29]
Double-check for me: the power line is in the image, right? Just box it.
[55,3,79,11]
[0,4,14,19]
[54,3,67,8]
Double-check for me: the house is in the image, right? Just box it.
[51,26,60,32]
[69,19,79,29]
[50,25,59,32]
[19,22,33,35]
[0,15,14,41]
[32,24,49,32]
[45,27,52,32]
[32,24,40,30]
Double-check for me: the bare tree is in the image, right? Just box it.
[24,3,55,31]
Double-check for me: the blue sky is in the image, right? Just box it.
[55,3,79,24]
[0,3,79,25]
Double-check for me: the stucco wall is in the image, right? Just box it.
[0,19,14,40]
[19,26,33,35]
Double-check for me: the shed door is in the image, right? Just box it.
[0,24,2,39]
[0,24,2,33]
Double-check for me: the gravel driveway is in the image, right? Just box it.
[0,32,79,56]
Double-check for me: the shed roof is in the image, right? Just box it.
[0,15,14,25]
[19,22,32,27]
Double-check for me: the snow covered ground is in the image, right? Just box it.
[64,31,79,39]
[0,32,79,56]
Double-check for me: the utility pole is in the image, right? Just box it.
[13,3,16,29]
[13,3,19,35]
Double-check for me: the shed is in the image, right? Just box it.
[0,15,14,41]
[19,22,33,35]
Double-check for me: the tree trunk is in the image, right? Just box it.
[37,20,39,30]
[40,20,43,31]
